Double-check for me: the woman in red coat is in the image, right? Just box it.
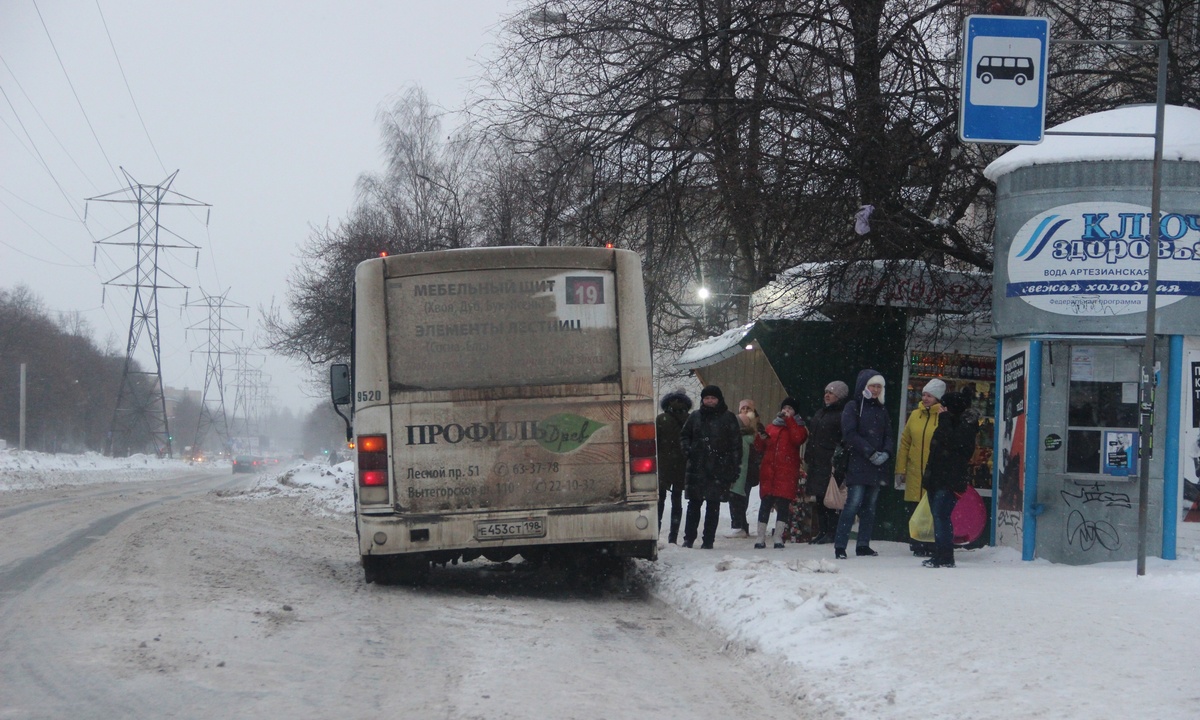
[755,397,809,548]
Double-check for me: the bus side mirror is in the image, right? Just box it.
[330,364,352,405]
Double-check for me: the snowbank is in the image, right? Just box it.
[0,449,195,490]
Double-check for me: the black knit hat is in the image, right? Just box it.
[700,385,724,401]
[943,389,973,414]
[780,397,801,414]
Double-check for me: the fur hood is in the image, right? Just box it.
[660,390,693,413]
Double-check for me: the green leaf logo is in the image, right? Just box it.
[536,413,605,453]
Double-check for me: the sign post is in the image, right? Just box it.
[959,15,1051,145]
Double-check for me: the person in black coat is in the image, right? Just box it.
[680,384,743,549]
[922,388,980,568]
[805,380,849,545]
[834,369,895,559]
[655,390,692,544]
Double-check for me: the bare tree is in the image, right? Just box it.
[264,87,479,373]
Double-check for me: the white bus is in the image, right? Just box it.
[330,246,659,583]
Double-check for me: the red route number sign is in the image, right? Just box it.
[566,276,604,305]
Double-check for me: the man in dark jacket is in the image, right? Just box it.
[834,369,895,559]
[806,380,850,544]
[680,384,742,548]
[922,388,980,568]
[655,389,692,544]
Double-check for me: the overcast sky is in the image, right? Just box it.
[1,0,515,414]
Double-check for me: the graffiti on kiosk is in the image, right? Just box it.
[1007,201,1200,316]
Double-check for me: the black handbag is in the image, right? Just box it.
[832,442,850,481]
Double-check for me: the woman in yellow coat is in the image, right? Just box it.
[895,379,946,554]
[895,379,947,496]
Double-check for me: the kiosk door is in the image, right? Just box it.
[1035,342,1164,564]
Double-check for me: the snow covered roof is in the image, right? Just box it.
[673,321,758,371]
[984,104,1200,180]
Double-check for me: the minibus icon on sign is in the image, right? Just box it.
[976,56,1034,85]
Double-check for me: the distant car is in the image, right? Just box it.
[232,455,261,474]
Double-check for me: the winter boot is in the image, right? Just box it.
[754,521,768,549]
[940,546,956,568]
[773,520,787,548]
[856,546,879,557]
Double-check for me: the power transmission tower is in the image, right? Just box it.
[89,169,209,457]
[185,289,246,457]
[229,347,266,453]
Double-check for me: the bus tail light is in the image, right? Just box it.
[627,422,657,476]
[357,434,388,489]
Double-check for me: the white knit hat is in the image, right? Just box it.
[922,378,947,400]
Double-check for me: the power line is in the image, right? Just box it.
[0,84,94,233]
[32,0,122,187]
[0,197,94,267]
[0,53,106,196]
[93,0,167,176]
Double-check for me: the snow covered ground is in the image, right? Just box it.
[4,449,1197,720]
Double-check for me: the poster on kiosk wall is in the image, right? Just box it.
[996,340,1030,549]
[1184,338,1200,523]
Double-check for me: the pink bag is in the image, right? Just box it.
[951,485,987,545]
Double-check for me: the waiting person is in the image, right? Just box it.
[834,369,894,559]
[895,378,946,556]
[727,399,767,538]
[805,380,850,545]
[755,397,808,549]
[680,385,742,549]
[921,388,980,568]
[655,389,692,544]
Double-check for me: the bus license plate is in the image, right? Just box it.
[475,518,546,541]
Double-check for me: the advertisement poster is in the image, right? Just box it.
[1184,349,1200,522]
[996,343,1029,548]
[1102,430,1137,477]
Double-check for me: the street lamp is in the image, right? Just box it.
[694,286,754,333]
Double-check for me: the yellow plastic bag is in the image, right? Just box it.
[909,492,935,543]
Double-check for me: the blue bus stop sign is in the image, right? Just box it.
[959,15,1051,144]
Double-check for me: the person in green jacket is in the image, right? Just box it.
[895,378,945,555]
[725,399,767,538]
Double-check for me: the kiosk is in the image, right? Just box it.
[986,105,1200,563]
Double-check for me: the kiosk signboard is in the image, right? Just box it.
[994,200,1200,336]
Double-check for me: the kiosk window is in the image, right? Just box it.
[1066,381,1138,475]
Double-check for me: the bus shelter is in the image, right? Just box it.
[673,260,994,543]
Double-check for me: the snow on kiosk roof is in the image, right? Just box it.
[984,104,1200,181]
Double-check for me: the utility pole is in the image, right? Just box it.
[89,169,210,457]
[186,289,246,458]
[19,363,26,451]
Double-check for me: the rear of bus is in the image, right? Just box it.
[348,246,658,582]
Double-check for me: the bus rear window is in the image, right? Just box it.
[386,268,620,389]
